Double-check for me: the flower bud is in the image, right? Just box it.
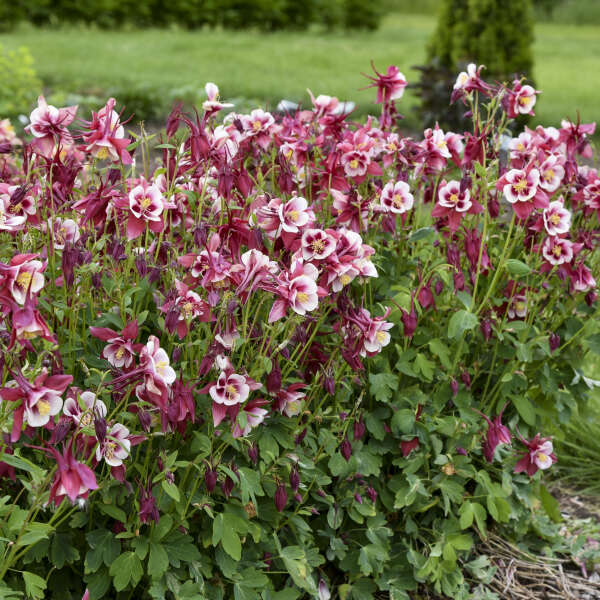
[295,428,308,446]
[294,493,302,503]
[353,418,366,442]
[138,409,152,433]
[480,318,492,341]
[366,486,377,503]
[49,417,71,445]
[354,493,363,504]
[94,414,107,443]
[266,358,281,393]
[549,333,560,354]
[435,279,444,295]
[135,255,148,277]
[248,443,259,465]
[450,378,459,397]
[323,375,335,395]
[274,483,287,512]
[586,291,597,307]
[318,579,331,600]
[460,371,471,389]
[340,438,352,462]
[289,468,300,492]
[221,475,234,498]
[205,468,218,493]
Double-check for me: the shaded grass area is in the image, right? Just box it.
[1,13,599,129]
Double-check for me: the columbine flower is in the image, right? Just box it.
[378,180,414,215]
[135,336,177,410]
[507,81,538,118]
[432,180,482,231]
[538,155,565,193]
[125,181,166,240]
[82,98,132,163]
[26,95,77,157]
[63,390,107,427]
[363,63,407,104]
[477,406,511,462]
[0,254,45,306]
[514,433,556,476]
[278,196,313,233]
[95,423,131,467]
[541,236,577,266]
[497,165,548,219]
[232,399,269,438]
[508,294,527,320]
[49,217,81,250]
[48,441,98,505]
[542,199,571,236]
[90,320,139,369]
[202,82,233,113]
[274,384,306,417]
[301,229,336,261]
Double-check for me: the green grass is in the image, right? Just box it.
[1,13,599,128]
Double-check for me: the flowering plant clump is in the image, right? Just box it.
[0,68,598,599]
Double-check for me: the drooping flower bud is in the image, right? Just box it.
[221,475,234,498]
[340,438,352,461]
[205,468,218,493]
[289,468,300,492]
[480,318,492,341]
[49,417,71,445]
[586,291,597,307]
[549,333,561,354]
[323,374,335,395]
[248,443,259,465]
[318,579,331,600]
[401,437,419,457]
[353,418,366,442]
[366,486,377,503]
[274,482,287,512]
[450,378,459,397]
[460,371,471,389]
[138,409,152,433]
[266,358,281,394]
[94,413,107,443]
[295,428,308,446]
[354,493,363,504]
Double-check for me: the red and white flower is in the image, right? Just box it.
[538,154,565,193]
[542,200,571,236]
[542,236,577,266]
[301,229,336,261]
[378,181,414,214]
[497,165,548,219]
[95,423,131,467]
[82,98,132,163]
[26,95,77,157]
[514,434,556,476]
[63,390,107,426]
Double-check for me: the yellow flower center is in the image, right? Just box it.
[80,413,92,427]
[449,193,459,204]
[96,146,109,160]
[253,120,262,131]
[517,143,525,151]
[105,441,117,460]
[392,194,404,208]
[182,301,194,316]
[297,292,309,304]
[9,202,22,213]
[311,239,325,253]
[550,214,561,225]
[515,301,526,313]
[16,271,32,289]
[537,452,547,462]
[436,140,447,149]
[226,384,237,399]
[518,96,531,106]
[289,210,299,222]
[513,179,528,193]
[552,245,562,257]
[115,347,125,359]
[376,330,387,343]
[387,142,397,151]
[544,169,555,182]
[140,196,152,210]
[349,159,359,170]
[156,360,168,371]
[37,399,51,417]
[340,274,351,286]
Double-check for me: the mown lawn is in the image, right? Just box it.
[1,13,599,127]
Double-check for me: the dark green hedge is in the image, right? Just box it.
[1,0,383,31]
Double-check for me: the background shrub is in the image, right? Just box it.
[0,44,41,117]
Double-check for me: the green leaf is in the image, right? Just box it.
[109,551,143,592]
[409,226,435,242]
[369,373,398,403]
[98,503,127,523]
[505,259,531,276]
[512,395,536,426]
[414,354,435,381]
[458,502,474,529]
[391,409,415,434]
[279,546,316,593]
[539,485,562,523]
[428,339,452,369]
[50,533,80,569]
[23,572,46,600]
[152,515,173,542]
[217,514,241,560]
[86,529,121,573]
[448,310,478,339]
[472,502,487,536]
[161,480,180,502]
[18,523,54,546]
[148,542,169,579]
[586,333,600,355]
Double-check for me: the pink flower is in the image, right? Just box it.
[541,236,577,266]
[210,371,250,406]
[49,217,81,250]
[274,384,306,417]
[514,434,556,476]
[0,188,27,232]
[202,82,233,113]
[363,63,407,104]
[341,150,370,178]
[507,81,538,118]
[231,399,269,438]
[478,406,511,463]
[63,390,107,426]
[125,181,166,240]
[538,155,565,193]
[95,423,131,467]
[0,368,73,442]
[569,262,596,293]
[0,254,45,307]
[135,336,176,410]
[497,165,548,219]
[82,98,132,164]
[432,180,482,231]
[269,261,322,322]
[308,90,340,117]
[26,95,77,157]
[451,63,489,100]
[278,196,313,233]
[379,181,414,214]
[508,294,527,320]
[48,441,98,505]
[542,199,571,236]
[90,320,139,369]
[300,229,336,261]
